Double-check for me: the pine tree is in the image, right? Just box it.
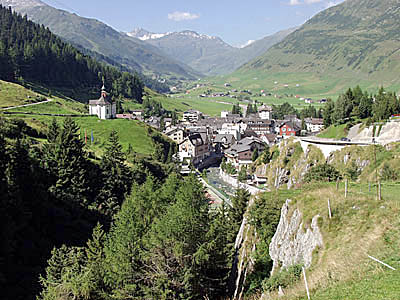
[229,189,250,229]
[104,177,160,297]
[143,175,210,299]
[95,130,131,215]
[49,117,89,207]
[200,204,234,298]
[252,148,259,162]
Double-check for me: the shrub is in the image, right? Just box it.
[304,163,341,182]
[262,264,303,292]
[381,163,398,181]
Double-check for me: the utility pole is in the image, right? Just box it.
[372,138,379,200]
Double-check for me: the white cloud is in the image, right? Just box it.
[289,0,329,5]
[289,0,301,5]
[168,11,200,21]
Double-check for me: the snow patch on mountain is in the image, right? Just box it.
[238,39,256,48]
[128,28,217,41]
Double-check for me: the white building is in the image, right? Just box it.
[183,109,202,122]
[305,118,324,133]
[221,111,229,118]
[258,105,273,120]
[219,123,247,140]
[89,85,116,119]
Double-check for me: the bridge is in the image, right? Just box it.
[298,137,372,158]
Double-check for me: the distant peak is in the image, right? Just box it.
[177,30,216,40]
[0,0,46,8]
[127,28,171,40]
[127,28,218,41]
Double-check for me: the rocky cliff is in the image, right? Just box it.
[348,122,400,145]
[269,199,323,273]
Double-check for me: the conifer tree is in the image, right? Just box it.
[229,189,250,231]
[95,130,131,215]
[143,175,210,299]
[49,117,89,207]
[200,204,235,298]
[104,177,160,297]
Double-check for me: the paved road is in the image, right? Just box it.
[1,99,52,110]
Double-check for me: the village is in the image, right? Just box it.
[86,83,324,187]
[165,107,323,178]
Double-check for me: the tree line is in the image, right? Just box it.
[323,86,400,126]
[0,5,144,102]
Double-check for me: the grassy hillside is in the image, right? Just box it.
[234,0,400,97]
[317,124,348,139]
[0,80,43,108]
[266,181,400,300]
[0,81,154,155]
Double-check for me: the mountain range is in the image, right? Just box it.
[0,0,202,82]
[128,27,296,76]
[239,0,400,90]
[1,0,295,80]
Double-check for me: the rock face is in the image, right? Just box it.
[231,196,257,300]
[349,122,400,144]
[269,199,323,273]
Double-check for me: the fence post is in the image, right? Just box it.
[302,266,311,300]
[345,179,348,198]
[328,198,332,219]
[336,178,339,191]
[378,181,382,201]
[369,182,371,192]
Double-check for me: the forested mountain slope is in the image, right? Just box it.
[0,4,143,102]
[1,0,201,82]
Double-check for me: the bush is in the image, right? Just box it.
[262,264,303,292]
[345,161,361,180]
[304,163,341,182]
[381,163,398,181]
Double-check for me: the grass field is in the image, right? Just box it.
[317,124,347,139]
[0,80,45,108]
[2,113,155,156]
[208,70,400,101]
[0,81,155,156]
[269,181,400,300]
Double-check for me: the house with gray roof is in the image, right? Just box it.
[224,136,265,169]
[213,134,236,153]
[178,132,210,165]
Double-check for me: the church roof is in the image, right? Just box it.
[89,85,112,106]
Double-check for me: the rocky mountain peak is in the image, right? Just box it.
[0,0,45,9]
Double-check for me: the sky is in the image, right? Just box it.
[41,0,345,47]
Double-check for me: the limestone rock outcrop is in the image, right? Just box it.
[269,199,323,273]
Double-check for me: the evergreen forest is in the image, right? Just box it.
[0,116,254,299]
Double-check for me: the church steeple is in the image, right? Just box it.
[101,77,107,98]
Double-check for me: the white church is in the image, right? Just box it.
[89,85,116,119]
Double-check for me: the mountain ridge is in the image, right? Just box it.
[239,0,400,90]
[129,27,296,76]
[0,0,202,83]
